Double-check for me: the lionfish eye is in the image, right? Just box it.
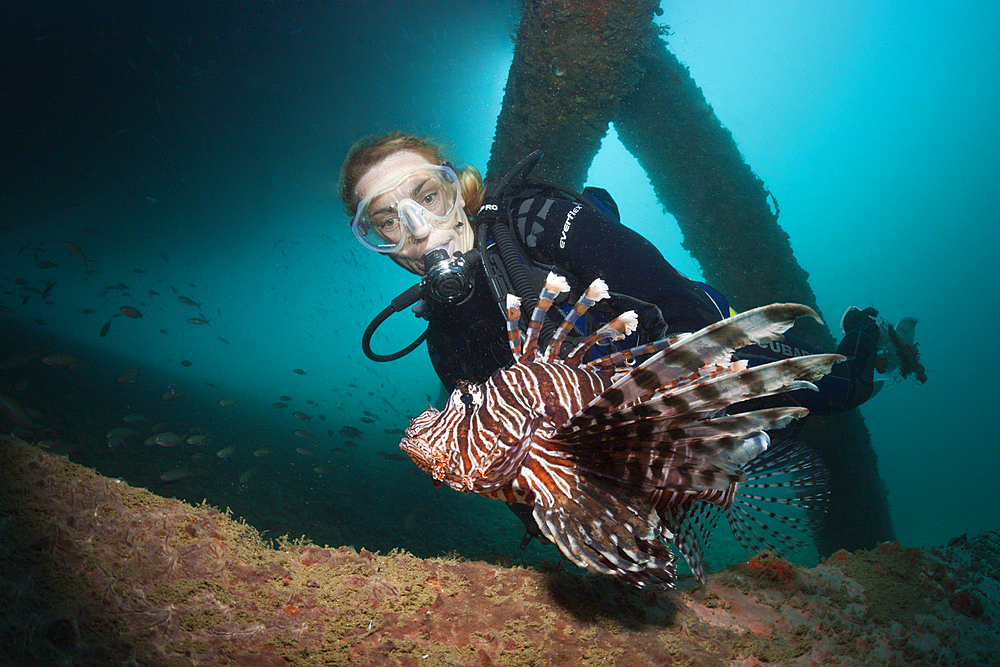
[461,392,473,406]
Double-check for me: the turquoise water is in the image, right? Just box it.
[2,0,997,573]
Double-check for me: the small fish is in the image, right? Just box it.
[153,432,182,447]
[280,395,293,401]
[295,446,314,455]
[340,425,363,438]
[359,416,374,424]
[42,282,55,298]
[292,368,308,375]
[363,410,379,420]
[217,336,231,345]
[159,252,169,262]
[181,360,192,367]
[252,448,272,457]
[216,445,235,459]
[238,468,256,484]
[66,241,92,265]
[161,389,186,401]
[344,440,357,447]
[79,309,97,314]
[149,290,160,297]
[106,426,138,440]
[384,428,406,435]
[34,319,46,326]
[292,411,310,421]
[120,306,143,318]
[273,402,287,409]
[377,451,409,462]
[115,366,142,384]
[0,391,39,428]
[178,296,200,307]
[186,318,210,326]
[41,352,84,367]
[218,398,237,407]
[187,282,196,288]
[122,413,145,423]
[186,434,209,445]
[132,268,146,274]
[36,261,59,269]
[100,320,112,337]
[159,467,192,482]
[159,329,168,334]
[313,466,331,474]
[293,429,314,438]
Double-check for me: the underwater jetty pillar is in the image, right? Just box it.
[489,0,895,554]
[487,0,663,186]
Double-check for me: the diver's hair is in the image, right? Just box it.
[339,131,485,221]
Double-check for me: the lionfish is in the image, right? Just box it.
[401,273,841,588]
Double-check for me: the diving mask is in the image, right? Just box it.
[352,164,462,254]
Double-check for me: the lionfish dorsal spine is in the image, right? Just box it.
[590,334,687,370]
[505,294,523,357]
[565,311,638,366]
[543,278,610,362]
[520,272,570,362]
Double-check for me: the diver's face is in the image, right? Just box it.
[355,151,469,275]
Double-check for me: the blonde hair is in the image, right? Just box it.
[339,131,484,222]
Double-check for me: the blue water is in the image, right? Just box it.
[2,0,997,569]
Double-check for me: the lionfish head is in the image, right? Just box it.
[400,379,534,493]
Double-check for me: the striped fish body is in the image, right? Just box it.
[401,361,614,496]
[401,273,842,588]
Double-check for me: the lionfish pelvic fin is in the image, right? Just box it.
[530,471,678,588]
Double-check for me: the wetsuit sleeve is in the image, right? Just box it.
[510,196,722,335]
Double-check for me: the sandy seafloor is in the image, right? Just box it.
[2,434,997,666]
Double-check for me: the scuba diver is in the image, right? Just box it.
[338,130,923,546]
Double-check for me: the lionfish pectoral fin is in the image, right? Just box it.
[573,303,823,420]
[560,353,842,438]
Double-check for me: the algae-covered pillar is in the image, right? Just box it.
[487,0,894,555]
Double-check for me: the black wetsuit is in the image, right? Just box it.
[424,192,877,415]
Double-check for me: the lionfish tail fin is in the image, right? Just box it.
[725,439,829,557]
[521,272,569,362]
[544,278,609,362]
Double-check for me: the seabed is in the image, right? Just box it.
[1,434,995,666]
